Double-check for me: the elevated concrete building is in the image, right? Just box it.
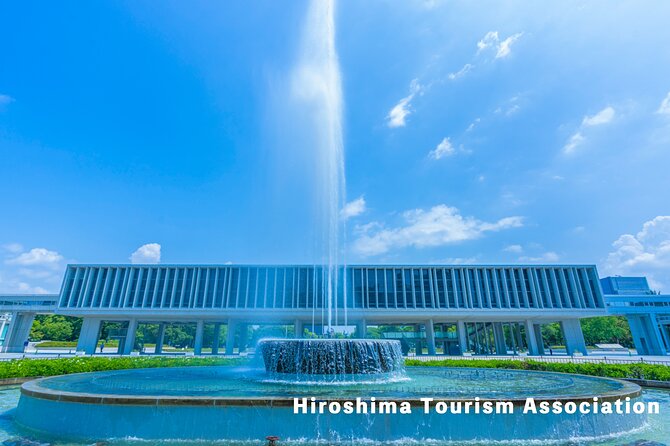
[602,276,670,355]
[2,264,607,356]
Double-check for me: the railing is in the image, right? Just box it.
[406,354,670,366]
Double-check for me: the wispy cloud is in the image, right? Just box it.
[352,204,523,256]
[130,243,161,264]
[466,118,480,132]
[2,243,24,254]
[582,106,615,127]
[341,196,366,220]
[562,106,616,154]
[503,244,523,253]
[386,79,422,128]
[519,251,560,263]
[562,132,585,155]
[448,63,473,80]
[657,91,670,115]
[496,33,523,59]
[0,94,14,106]
[477,31,524,59]
[602,216,670,291]
[6,248,64,270]
[1,245,66,294]
[429,137,456,160]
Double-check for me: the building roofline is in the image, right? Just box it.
[63,263,600,269]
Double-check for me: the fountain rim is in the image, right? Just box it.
[256,338,402,343]
[19,366,642,407]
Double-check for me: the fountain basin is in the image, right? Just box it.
[14,366,645,442]
[258,338,404,376]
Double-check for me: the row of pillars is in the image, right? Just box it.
[78,319,242,355]
[268,318,586,356]
[75,317,589,356]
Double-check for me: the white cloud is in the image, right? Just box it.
[429,137,456,160]
[341,196,366,220]
[519,252,560,263]
[6,248,64,269]
[352,204,523,256]
[657,91,670,115]
[562,132,585,154]
[562,106,616,155]
[503,244,523,253]
[477,31,523,59]
[130,243,161,264]
[1,245,66,293]
[603,216,670,291]
[477,31,499,52]
[386,79,422,128]
[496,33,523,59]
[448,63,473,80]
[466,118,480,132]
[582,106,615,127]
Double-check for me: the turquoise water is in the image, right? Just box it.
[3,367,670,444]
[2,385,669,444]
[30,366,630,399]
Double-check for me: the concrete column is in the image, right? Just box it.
[212,323,221,355]
[425,320,436,355]
[194,320,204,355]
[561,319,588,356]
[238,323,249,351]
[493,322,507,355]
[122,319,138,355]
[155,323,166,354]
[658,322,670,352]
[534,324,545,355]
[76,318,102,355]
[457,321,468,355]
[627,315,665,356]
[2,312,36,353]
[0,318,8,345]
[524,320,540,356]
[226,320,237,355]
[355,320,367,338]
[294,319,304,338]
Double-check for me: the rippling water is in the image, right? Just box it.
[1,373,668,445]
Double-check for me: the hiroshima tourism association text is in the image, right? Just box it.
[294,397,660,415]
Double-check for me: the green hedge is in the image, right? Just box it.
[0,356,245,380]
[1,356,668,382]
[404,358,670,382]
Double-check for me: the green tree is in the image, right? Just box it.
[29,315,81,342]
[580,316,633,347]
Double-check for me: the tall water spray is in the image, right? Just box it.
[292,0,346,330]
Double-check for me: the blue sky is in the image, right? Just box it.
[1,0,670,294]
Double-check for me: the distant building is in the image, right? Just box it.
[0,266,667,357]
[601,276,670,355]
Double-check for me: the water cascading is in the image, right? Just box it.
[292,0,346,331]
[258,339,405,376]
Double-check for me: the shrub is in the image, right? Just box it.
[404,358,670,382]
[0,356,246,380]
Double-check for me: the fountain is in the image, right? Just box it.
[7,0,654,443]
[258,338,404,376]
[14,361,647,442]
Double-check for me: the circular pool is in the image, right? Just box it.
[15,366,645,442]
